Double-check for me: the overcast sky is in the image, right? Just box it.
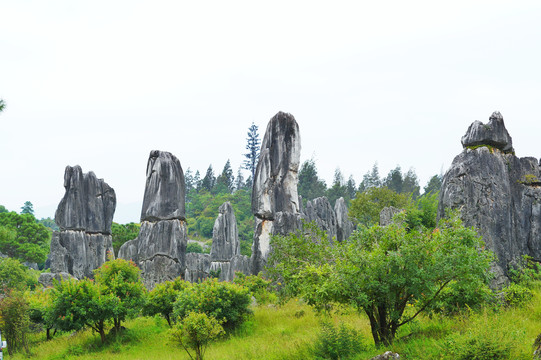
[2,1,541,223]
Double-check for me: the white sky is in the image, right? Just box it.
[1,0,541,223]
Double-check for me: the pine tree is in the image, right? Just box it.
[235,166,245,191]
[0,99,5,113]
[20,201,34,216]
[359,163,382,192]
[215,160,235,194]
[243,122,261,180]
[201,165,216,192]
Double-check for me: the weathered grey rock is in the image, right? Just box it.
[49,230,113,279]
[38,272,74,288]
[184,253,210,283]
[250,112,303,275]
[370,351,400,360]
[141,150,185,222]
[120,219,188,290]
[55,165,116,234]
[334,197,353,242]
[380,206,403,226]
[252,112,301,218]
[439,112,541,282]
[23,262,39,270]
[119,150,188,289]
[461,111,513,153]
[304,197,338,242]
[211,202,240,261]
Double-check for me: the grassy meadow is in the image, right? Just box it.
[8,286,541,360]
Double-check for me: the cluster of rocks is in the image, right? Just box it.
[250,112,303,274]
[185,202,250,282]
[40,166,116,287]
[40,110,358,289]
[439,111,541,286]
[302,196,353,242]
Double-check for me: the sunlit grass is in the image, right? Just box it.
[9,287,541,359]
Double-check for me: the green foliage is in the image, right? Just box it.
[502,283,534,307]
[170,311,225,360]
[426,280,494,315]
[349,187,412,227]
[298,159,327,204]
[94,257,147,333]
[0,205,8,213]
[215,159,235,194]
[0,291,30,355]
[243,122,261,180]
[424,174,442,195]
[0,257,37,294]
[0,99,5,113]
[326,169,351,206]
[49,278,119,343]
[26,288,56,339]
[20,201,34,215]
[508,255,541,287]
[443,317,518,360]
[37,217,59,231]
[0,212,51,264]
[144,277,190,327]
[187,242,204,254]
[173,278,252,330]
[111,222,140,255]
[268,213,493,347]
[405,191,439,230]
[312,321,364,360]
[232,272,276,304]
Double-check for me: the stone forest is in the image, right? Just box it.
[3,110,541,359]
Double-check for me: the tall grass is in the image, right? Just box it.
[9,287,541,360]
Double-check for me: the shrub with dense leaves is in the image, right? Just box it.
[232,272,276,304]
[144,277,190,327]
[170,311,225,360]
[49,278,119,343]
[94,257,147,333]
[0,257,37,295]
[173,278,251,329]
[312,321,364,360]
[0,290,30,355]
[26,289,56,340]
[502,283,534,307]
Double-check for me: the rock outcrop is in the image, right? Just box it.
[119,151,187,289]
[41,166,116,284]
[335,197,354,242]
[250,112,302,274]
[304,197,338,242]
[209,202,249,281]
[439,111,541,285]
[380,206,403,226]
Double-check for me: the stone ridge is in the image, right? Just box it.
[55,165,116,235]
[439,111,541,286]
[140,150,186,222]
[461,111,514,153]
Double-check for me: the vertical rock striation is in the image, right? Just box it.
[439,111,541,286]
[304,197,338,242]
[41,166,116,285]
[209,202,249,281]
[334,197,354,242]
[250,112,302,274]
[119,151,187,290]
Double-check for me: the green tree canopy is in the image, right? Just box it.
[20,201,34,216]
[349,187,412,228]
[0,212,51,264]
[298,159,327,204]
[243,122,261,180]
[267,214,493,346]
[215,159,234,194]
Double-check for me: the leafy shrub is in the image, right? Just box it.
[170,311,225,360]
[233,272,276,304]
[0,257,37,294]
[502,283,533,307]
[173,278,251,329]
[312,321,364,360]
[443,316,518,360]
[508,255,541,287]
[0,290,30,355]
[144,277,190,327]
[187,242,204,254]
[427,280,494,315]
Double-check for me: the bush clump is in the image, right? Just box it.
[232,272,276,304]
[173,278,251,329]
[312,321,364,360]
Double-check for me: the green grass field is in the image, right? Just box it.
[8,289,541,360]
